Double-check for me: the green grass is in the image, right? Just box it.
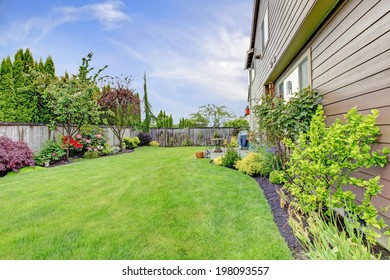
[0,147,292,260]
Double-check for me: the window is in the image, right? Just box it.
[261,8,269,52]
[276,51,310,101]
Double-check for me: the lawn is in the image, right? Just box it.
[0,147,292,259]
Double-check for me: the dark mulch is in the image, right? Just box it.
[254,176,306,259]
[46,149,135,168]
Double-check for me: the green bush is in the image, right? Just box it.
[222,148,241,169]
[123,137,140,149]
[228,136,238,148]
[133,137,140,146]
[235,151,272,176]
[282,106,390,242]
[269,170,284,185]
[254,87,319,169]
[224,119,249,129]
[213,156,223,166]
[181,137,193,147]
[150,141,160,147]
[101,143,113,155]
[84,150,100,159]
[34,139,65,166]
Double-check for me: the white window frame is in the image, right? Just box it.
[275,49,312,101]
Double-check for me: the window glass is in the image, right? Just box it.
[282,68,299,101]
[276,54,310,101]
[299,58,308,90]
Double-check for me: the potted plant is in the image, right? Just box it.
[195,151,204,159]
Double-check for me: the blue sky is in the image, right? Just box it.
[0,0,253,123]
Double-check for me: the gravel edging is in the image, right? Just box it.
[254,176,306,260]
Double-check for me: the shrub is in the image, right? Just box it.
[282,106,390,242]
[254,87,319,169]
[235,151,272,176]
[133,136,140,146]
[77,125,107,154]
[213,156,223,166]
[224,119,249,129]
[222,148,241,169]
[137,132,152,146]
[269,170,284,185]
[61,136,83,155]
[123,137,139,149]
[84,150,100,159]
[0,136,34,175]
[181,137,193,147]
[150,141,160,147]
[34,139,65,166]
[110,146,121,154]
[228,136,238,148]
[101,143,113,155]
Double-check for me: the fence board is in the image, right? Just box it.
[0,123,239,150]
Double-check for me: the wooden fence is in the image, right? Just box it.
[149,127,237,147]
[0,123,238,151]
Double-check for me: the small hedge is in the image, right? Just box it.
[0,136,34,176]
[235,151,272,176]
[137,132,152,146]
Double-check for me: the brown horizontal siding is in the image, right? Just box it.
[313,50,390,94]
[309,0,361,54]
[319,68,390,105]
[377,126,390,144]
[325,106,390,126]
[312,0,388,69]
[324,87,390,115]
[313,31,390,86]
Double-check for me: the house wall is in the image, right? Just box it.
[307,0,390,231]
[248,0,317,129]
[247,0,390,244]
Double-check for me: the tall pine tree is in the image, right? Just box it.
[44,56,55,77]
[13,48,38,122]
[142,72,154,132]
[0,57,16,121]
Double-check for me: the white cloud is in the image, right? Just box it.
[55,0,131,30]
[0,0,131,46]
[107,2,251,119]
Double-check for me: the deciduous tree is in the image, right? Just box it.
[98,76,141,150]
[43,53,105,158]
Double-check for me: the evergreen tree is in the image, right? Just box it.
[0,57,16,121]
[23,48,34,71]
[44,56,55,77]
[142,72,154,132]
[13,48,37,122]
[37,59,44,72]
[169,114,173,128]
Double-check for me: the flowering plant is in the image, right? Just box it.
[35,139,66,166]
[62,136,83,149]
[77,125,108,157]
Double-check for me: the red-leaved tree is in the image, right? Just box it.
[98,76,141,150]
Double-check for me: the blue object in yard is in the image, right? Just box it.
[238,130,248,148]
